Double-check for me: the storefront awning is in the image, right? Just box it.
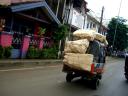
[10,1,61,24]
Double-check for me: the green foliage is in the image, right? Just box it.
[53,24,69,42]
[38,27,46,37]
[4,46,13,58]
[26,46,40,59]
[39,47,58,59]
[107,17,128,51]
[0,46,12,59]
[27,46,58,59]
[0,45,4,58]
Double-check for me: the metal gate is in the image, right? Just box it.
[11,31,23,58]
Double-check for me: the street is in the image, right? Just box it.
[0,58,128,96]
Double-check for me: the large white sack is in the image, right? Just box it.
[94,32,106,42]
[104,39,108,45]
[73,29,96,41]
[93,32,108,45]
[64,39,89,54]
[63,53,93,71]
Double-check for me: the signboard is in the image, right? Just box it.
[71,9,84,29]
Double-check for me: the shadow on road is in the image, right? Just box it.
[58,78,97,90]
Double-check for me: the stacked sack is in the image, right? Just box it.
[73,29,95,41]
[64,39,89,54]
[63,29,96,72]
[94,32,108,46]
[73,29,108,46]
[63,29,108,72]
[63,53,94,71]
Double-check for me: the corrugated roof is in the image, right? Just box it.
[0,0,61,24]
[0,0,42,6]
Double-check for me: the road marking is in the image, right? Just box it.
[57,80,63,83]
[0,65,61,72]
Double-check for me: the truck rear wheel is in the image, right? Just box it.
[125,74,128,81]
[66,73,73,82]
[91,79,100,90]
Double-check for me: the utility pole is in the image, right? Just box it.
[68,0,74,40]
[112,0,123,52]
[62,0,66,24]
[98,6,104,34]
[56,0,60,16]
[57,0,66,59]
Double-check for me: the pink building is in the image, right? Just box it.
[0,0,60,58]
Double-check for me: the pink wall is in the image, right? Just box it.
[22,36,30,51]
[0,32,13,47]
[21,36,30,58]
[39,38,44,49]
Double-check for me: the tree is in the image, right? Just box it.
[107,17,128,51]
[53,24,69,42]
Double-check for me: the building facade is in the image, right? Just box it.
[0,0,61,58]
[84,12,108,36]
[62,0,107,36]
[0,0,108,59]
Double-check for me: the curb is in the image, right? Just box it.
[0,56,123,70]
[0,59,63,68]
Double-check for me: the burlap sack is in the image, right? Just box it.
[64,39,89,54]
[103,38,108,46]
[73,29,96,41]
[63,53,93,71]
[94,32,106,42]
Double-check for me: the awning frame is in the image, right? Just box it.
[10,1,61,24]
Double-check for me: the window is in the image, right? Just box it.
[93,24,96,28]
[90,22,92,28]
[86,23,89,28]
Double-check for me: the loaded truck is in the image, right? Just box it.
[62,29,107,89]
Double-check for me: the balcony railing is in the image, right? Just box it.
[29,35,40,47]
[12,31,23,49]
[43,37,53,48]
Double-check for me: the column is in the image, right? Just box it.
[0,32,13,47]
[38,38,44,49]
[21,35,30,58]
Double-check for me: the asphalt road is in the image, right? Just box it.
[0,58,127,96]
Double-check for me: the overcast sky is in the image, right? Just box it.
[86,0,128,23]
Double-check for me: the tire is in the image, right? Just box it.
[66,73,73,83]
[91,79,100,90]
[97,74,102,79]
[125,74,128,81]
[125,54,128,81]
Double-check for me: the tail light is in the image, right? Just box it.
[91,63,95,73]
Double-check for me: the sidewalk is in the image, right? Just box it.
[0,59,63,70]
[0,56,122,70]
